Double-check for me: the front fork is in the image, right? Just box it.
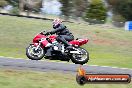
[33,40,42,51]
[35,43,41,51]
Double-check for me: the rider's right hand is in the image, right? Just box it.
[40,31,45,35]
[45,32,51,36]
[40,31,51,36]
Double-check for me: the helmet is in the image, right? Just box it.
[53,18,62,29]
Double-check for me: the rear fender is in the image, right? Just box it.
[70,39,89,46]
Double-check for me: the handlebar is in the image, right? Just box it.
[40,31,52,36]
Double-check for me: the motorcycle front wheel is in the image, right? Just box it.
[26,44,45,60]
[71,47,89,65]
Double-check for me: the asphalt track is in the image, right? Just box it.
[0,57,132,76]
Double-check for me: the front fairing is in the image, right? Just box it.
[49,35,57,42]
[32,34,57,48]
[33,34,47,43]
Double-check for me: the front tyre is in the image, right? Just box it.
[71,47,89,65]
[26,44,45,60]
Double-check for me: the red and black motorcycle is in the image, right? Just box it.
[26,31,89,64]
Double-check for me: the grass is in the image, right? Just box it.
[0,15,132,68]
[0,69,131,88]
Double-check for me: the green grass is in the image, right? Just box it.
[0,69,131,88]
[0,15,132,68]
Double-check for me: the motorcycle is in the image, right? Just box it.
[26,31,89,64]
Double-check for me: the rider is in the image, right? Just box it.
[44,18,74,50]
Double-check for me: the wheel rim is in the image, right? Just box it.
[27,45,44,58]
[73,48,88,61]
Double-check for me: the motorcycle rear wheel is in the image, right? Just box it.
[71,47,89,65]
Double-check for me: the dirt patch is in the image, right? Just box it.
[3,69,25,76]
[93,38,132,46]
[93,39,113,45]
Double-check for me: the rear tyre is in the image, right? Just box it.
[26,44,45,60]
[71,47,89,65]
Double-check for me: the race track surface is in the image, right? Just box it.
[0,57,132,76]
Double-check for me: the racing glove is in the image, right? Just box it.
[45,32,51,36]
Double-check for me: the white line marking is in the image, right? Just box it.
[0,56,132,70]
[88,65,132,70]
